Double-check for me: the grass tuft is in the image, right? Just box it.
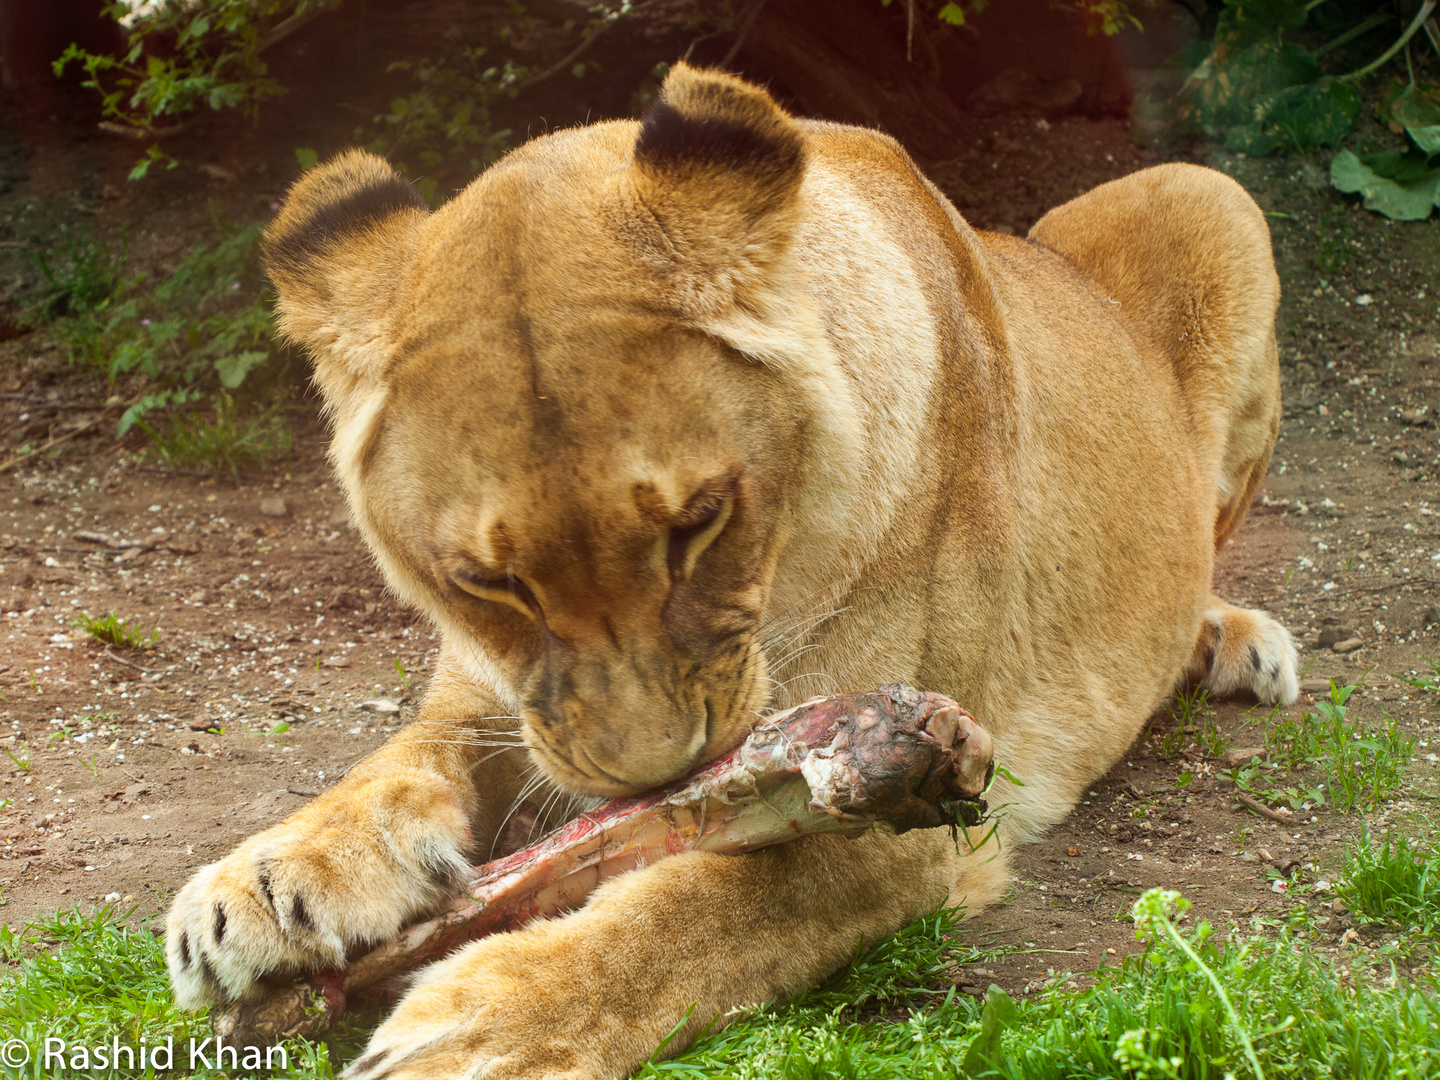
[1338,827,1440,936]
[138,394,292,479]
[1407,658,1440,694]
[73,610,159,650]
[1237,679,1414,814]
[25,227,129,322]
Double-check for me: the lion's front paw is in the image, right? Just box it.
[343,915,689,1080]
[166,769,471,1008]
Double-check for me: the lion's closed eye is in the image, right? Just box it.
[667,498,731,579]
[452,567,541,620]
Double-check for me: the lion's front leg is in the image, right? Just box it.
[343,828,1007,1080]
[165,672,531,1008]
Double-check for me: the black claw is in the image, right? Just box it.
[198,954,220,990]
[1249,645,1262,671]
[213,904,227,946]
[178,931,192,968]
[292,894,315,932]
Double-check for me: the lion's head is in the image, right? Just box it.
[264,65,872,795]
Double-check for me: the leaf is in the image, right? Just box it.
[270,721,290,735]
[1390,85,1440,156]
[213,350,268,389]
[294,146,319,171]
[1331,149,1440,221]
[938,2,967,24]
[1360,148,1438,182]
[962,985,1018,1075]
[117,392,174,436]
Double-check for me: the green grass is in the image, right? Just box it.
[2,741,29,772]
[25,227,129,322]
[1155,685,1219,758]
[1235,680,1415,814]
[1407,659,1440,694]
[0,904,365,1078]
[72,611,159,650]
[1338,827,1440,937]
[138,394,292,480]
[6,891,1440,1079]
[647,889,1440,1079]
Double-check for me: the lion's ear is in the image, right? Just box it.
[620,63,807,319]
[263,150,428,413]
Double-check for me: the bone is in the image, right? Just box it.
[212,683,994,1044]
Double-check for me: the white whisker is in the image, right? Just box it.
[489,767,550,859]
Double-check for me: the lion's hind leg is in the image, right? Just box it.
[1182,598,1298,705]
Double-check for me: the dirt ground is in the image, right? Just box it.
[1,21,1438,1011]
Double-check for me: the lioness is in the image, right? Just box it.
[166,63,1297,1077]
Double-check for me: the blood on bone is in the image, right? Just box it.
[213,684,993,1045]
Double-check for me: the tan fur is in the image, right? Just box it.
[165,65,1297,1076]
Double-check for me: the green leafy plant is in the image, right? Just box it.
[1331,83,1440,220]
[362,46,525,203]
[1199,712,1233,759]
[1327,711,1414,812]
[1171,0,1440,219]
[54,0,345,179]
[44,215,295,453]
[74,610,159,650]
[650,888,1440,1077]
[1156,684,1212,757]
[107,220,276,431]
[1228,761,1328,811]
[1338,827,1440,936]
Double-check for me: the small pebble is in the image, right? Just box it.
[259,496,289,518]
